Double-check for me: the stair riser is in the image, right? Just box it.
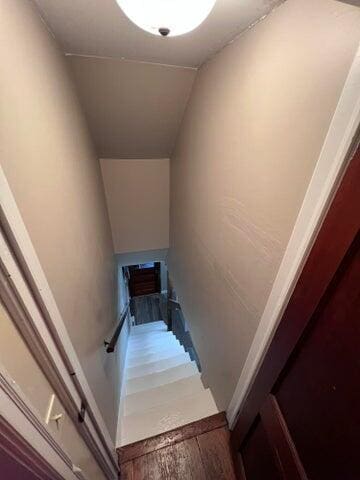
[124,374,204,416]
[126,346,185,368]
[126,353,191,379]
[121,389,218,446]
[127,341,182,361]
[126,362,198,395]
[129,331,174,345]
[128,337,180,354]
[131,322,167,335]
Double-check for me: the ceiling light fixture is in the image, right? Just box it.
[116,0,217,37]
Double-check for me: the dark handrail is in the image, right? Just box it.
[105,302,130,353]
[168,298,181,309]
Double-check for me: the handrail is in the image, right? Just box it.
[168,298,181,309]
[104,302,130,353]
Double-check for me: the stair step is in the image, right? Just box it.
[128,334,179,353]
[121,389,219,446]
[126,352,191,379]
[126,344,185,368]
[129,330,173,344]
[131,321,167,335]
[127,340,182,359]
[124,373,205,416]
[126,361,198,395]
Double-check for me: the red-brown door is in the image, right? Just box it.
[128,263,161,297]
[232,141,360,480]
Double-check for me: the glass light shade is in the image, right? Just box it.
[116,0,216,37]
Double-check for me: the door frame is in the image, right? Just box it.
[227,43,360,428]
[0,365,85,480]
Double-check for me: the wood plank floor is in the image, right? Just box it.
[131,294,164,324]
[119,414,237,479]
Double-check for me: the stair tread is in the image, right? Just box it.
[128,335,180,353]
[129,330,173,341]
[121,388,219,446]
[129,330,173,342]
[126,352,191,379]
[127,340,182,358]
[126,361,198,395]
[131,321,166,335]
[126,344,185,368]
[124,373,205,416]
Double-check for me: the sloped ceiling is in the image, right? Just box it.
[33,0,284,158]
[67,56,196,158]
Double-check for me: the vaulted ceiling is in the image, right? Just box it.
[33,0,283,158]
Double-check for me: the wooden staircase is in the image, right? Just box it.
[118,321,218,447]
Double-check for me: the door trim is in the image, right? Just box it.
[260,395,307,480]
[0,366,87,480]
[227,43,360,427]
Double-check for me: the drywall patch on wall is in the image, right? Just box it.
[100,158,170,254]
[168,0,360,410]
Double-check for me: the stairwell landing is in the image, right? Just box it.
[118,321,218,446]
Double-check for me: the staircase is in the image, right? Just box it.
[120,320,218,446]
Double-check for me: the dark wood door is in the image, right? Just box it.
[128,263,161,297]
[232,141,360,480]
[273,234,360,479]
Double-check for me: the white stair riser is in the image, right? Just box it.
[126,345,185,368]
[124,374,204,416]
[126,362,198,395]
[127,340,182,360]
[131,321,166,334]
[131,329,167,338]
[129,331,174,346]
[128,336,180,354]
[121,389,218,446]
[126,352,191,379]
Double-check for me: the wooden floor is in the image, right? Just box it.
[131,294,165,325]
[119,413,237,479]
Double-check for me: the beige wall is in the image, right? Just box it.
[0,302,106,480]
[101,159,170,254]
[169,0,360,409]
[0,0,120,440]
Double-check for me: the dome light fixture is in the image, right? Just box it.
[116,0,217,37]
